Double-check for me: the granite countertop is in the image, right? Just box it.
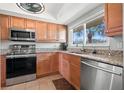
[59,51,123,67]
[37,50,123,67]
[1,49,123,67]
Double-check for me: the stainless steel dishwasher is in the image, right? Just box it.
[81,58,123,90]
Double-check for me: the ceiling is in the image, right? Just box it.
[0,3,103,25]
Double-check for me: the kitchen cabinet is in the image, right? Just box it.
[0,14,67,42]
[0,56,1,89]
[69,55,80,89]
[59,53,70,82]
[36,53,51,77]
[0,14,10,40]
[59,53,80,89]
[47,23,58,41]
[51,53,59,73]
[25,19,36,29]
[10,16,26,29]
[58,25,67,42]
[105,3,123,36]
[36,21,47,41]
[37,52,59,78]
[0,55,6,87]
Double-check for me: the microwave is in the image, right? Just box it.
[10,28,35,42]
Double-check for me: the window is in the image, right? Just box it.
[72,17,108,46]
[86,18,107,44]
[73,26,84,44]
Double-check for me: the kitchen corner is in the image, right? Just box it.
[0,3,123,90]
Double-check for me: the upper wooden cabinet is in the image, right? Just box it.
[10,16,26,29]
[47,23,58,41]
[0,14,10,40]
[105,3,123,36]
[25,19,36,29]
[0,14,67,42]
[36,21,47,41]
[58,25,67,42]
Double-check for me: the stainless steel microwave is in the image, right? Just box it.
[10,28,35,42]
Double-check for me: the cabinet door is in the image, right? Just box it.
[105,4,122,36]
[69,55,80,89]
[58,25,67,42]
[36,53,51,77]
[0,14,10,40]
[51,53,59,73]
[70,64,80,89]
[61,60,70,81]
[10,16,25,29]
[25,19,36,29]
[47,23,58,41]
[0,56,6,87]
[60,53,70,81]
[59,53,63,74]
[36,21,47,41]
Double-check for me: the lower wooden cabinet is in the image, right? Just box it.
[36,53,52,77]
[59,53,80,89]
[59,53,70,81]
[61,60,70,81]
[51,53,59,73]
[36,52,59,77]
[0,55,6,87]
[70,64,80,89]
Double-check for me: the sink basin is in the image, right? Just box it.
[69,51,85,54]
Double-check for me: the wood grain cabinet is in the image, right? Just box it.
[0,55,6,87]
[36,21,47,41]
[25,19,36,29]
[10,16,26,29]
[105,3,123,36]
[58,25,67,42]
[0,14,67,42]
[47,23,58,41]
[59,53,70,82]
[69,55,80,89]
[0,14,10,40]
[36,53,51,77]
[51,53,59,73]
[59,53,80,89]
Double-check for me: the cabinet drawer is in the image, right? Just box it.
[37,53,52,61]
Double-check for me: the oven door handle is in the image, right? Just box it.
[81,61,122,76]
[6,54,36,58]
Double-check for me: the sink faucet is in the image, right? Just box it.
[108,46,112,56]
[80,42,86,52]
[92,46,97,54]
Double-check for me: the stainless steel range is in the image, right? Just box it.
[6,44,36,86]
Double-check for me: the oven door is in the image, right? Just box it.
[6,56,36,79]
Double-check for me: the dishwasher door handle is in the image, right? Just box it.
[81,61,122,76]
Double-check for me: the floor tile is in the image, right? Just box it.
[2,74,62,90]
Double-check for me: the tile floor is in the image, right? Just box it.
[2,74,63,90]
